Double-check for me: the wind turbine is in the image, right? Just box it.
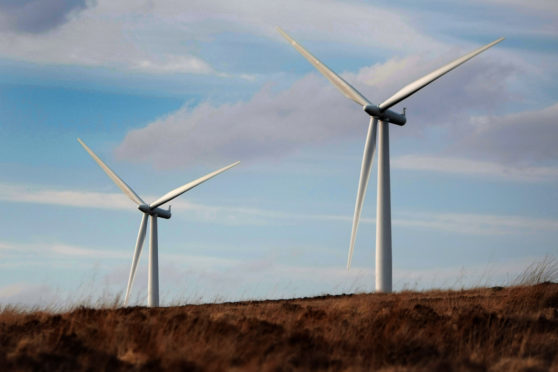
[77,138,239,306]
[278,28,503,292]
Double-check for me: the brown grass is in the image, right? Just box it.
[513,255,558,286]
[1,283,557,371]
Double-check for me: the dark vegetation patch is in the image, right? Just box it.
[1,284,557,371]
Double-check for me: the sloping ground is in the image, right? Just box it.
[1,283,557,371]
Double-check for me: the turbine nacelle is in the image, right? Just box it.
[363,105,406,126]
[138,204,172,219]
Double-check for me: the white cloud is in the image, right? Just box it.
[453,102,558,165]
[0,183,132,210]
[0,0,441,75]
[115,49,517,168]
[132,55,213,75]
[96,0,440,51]
[392,155,558,182]
[0,0,555,88]
[0,240,128,261]
[0,1,214,75]
[388,102,558,183]
[2,183,558,235]
[0,181,368,225]
[395,211,558,235]
[115,74,363,168]
[50,244,127,259]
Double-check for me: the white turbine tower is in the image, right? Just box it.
[278,28,503,292]
[77,138,239,306]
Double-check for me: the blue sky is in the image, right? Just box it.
[1,0,557,307]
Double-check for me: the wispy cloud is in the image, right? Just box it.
[392,155,558,182]
[0,0,439,76]
[1,0,555,84]
[0,240,128,261]
[0,183,132,210]
[0,1,216,75]
[50,244,127,259]
[131,55,214,75]
[2,183,558,235]
[0,181,363,225]
[395,211,558,235]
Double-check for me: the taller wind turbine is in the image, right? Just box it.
[78,138,239,306]
[278,28,503,292]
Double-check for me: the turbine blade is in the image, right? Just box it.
[77,138,145,206]
[379,37,504,111]
[277,27,371,107]
[124,213,148,306]
[348,118,378,270]
[149,161,240,209]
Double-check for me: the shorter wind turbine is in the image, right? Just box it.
[78,138,239,307]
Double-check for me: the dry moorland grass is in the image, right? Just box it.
[0,283,557,371]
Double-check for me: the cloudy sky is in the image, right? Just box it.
[1,0,557,307]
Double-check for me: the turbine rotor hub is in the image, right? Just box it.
[138,204,172,219]
[363,105,406,126]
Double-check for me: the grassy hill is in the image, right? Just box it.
[1,283,557,371]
